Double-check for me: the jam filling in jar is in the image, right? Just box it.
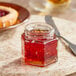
[21,23,58,67]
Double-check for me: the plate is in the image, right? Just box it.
[0,2,30,31]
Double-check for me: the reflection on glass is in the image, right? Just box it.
[29,0,71,13]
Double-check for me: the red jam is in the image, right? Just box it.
[0,9,9,17]
[21,23,58,67]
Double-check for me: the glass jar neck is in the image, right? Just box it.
[25,29,55,41]
[25,23,55,41]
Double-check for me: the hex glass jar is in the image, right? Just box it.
[21,23,58,67]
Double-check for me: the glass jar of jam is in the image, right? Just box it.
[21,23,58,67]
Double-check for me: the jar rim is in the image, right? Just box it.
[24,22,55,40]
[25,22,54,32]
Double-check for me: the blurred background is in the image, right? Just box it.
[0,0,76,76]
[0,0,76,23]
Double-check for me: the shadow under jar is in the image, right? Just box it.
[21,23,58,67]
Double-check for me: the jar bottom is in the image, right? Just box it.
[21,56,57,67]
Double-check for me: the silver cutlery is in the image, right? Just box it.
[45,15,76,55]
